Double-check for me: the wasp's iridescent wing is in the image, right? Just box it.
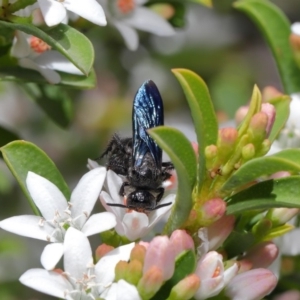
[132,80,164,168]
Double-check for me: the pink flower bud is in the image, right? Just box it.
[241,242,279,269]
[138,266,164,299]
[262,86,283,102]
[192,141,199,155]
[235,106,249,125]
[205,145,218,160]
[207,215,235,250]
[248,112,268,142]
[200,198,226,224]
[130,244,146,265]
[143,236,176,281]
[169,274,201,300]
[261,103,276,137]
[170,230,195,257]
[273,290,300,300]
[218,128,238,148]
[225,269,277,300]
[95,244,114,261]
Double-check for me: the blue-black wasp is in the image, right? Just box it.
[100,80,174,212]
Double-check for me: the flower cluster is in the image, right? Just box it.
[3,0,176,83]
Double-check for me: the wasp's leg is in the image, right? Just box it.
[99,134,124,159]
[119,181,130,196]
[153,187,165,203]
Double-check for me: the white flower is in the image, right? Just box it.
[20,228,135,299]
[98,0,175,50]
[0,168,116,270]
[269,93,300,154]
[37,0,106,27]
[11,31,84,84]
[194,251,238,300]
[100,170,175,241]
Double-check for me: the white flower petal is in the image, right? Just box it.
[0,215,54,241]
[223,263,239,285]
[148,194,175,226]
[70,168,107,226]
[63,0,107,26]
[87,158,101,170]
[124,7,175,36]
[11,31,31,58]
[41,243,64,270]
[20,268,73,298]
[38,0,67,26]
[114,21,139,51]
[64,228,93,278]
[291,22,300,36]
[18,57,61,84]
[95,243,135,294]
[116,280,142,300]
[35,50,83,75]
[106,170,124,200]
[81,212,116,236]
[26,172,68,220]
[122,211,149,241]
[101,190,124,221]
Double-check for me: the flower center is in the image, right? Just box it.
[117,0,135,14]
[212,266,221,277]
[29,36,51,53]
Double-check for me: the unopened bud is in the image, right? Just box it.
[138,266,164,300]
[130,244,146,265]
[205,144,218,160]
[207,215,235,250]
[170,230,194,257]
[257,139,271,156]
[217,128,238,150]
[169,274,200,300]
[95,244,114,261]
[199,198,226,225]
[192,141,199,155]
[127,260,143,285]
[115,261,129,281]
[248,112,268,143]
[242,143,255,160]
[262,86,283,102]
[261,103,276,137]
[241,242,279,269]
[235,106,249,125]
[267,208,300,227]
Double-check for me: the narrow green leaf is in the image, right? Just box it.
[151,250,196,300]
[237,85,261,136]
[172,69,218,190]
[149,126,197,234]
[268,95,290,142]
[1,141,70,215]
[234,0,300,94]
[262,224,294,241]
[226,176,300,215]
[0,66,97,89]
[221,149,300,193]
[189,0,212,7]
[0,21,94,75]
[21,83,74,128]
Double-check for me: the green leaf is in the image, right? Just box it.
[190,0,212,7]
[0,21,94,75]
[0,65,97,89]
[226,176,300,215]
[1,141,70,215]
[234,0,300,94]
[221,149,300,193]
[223,231,255,258]
[151,250,196,300]
[268,95,291,142]
[149,126,197,234]
[172,69,218,191]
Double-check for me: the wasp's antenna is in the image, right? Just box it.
[152,202,172,210]
[106,203,128,208]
